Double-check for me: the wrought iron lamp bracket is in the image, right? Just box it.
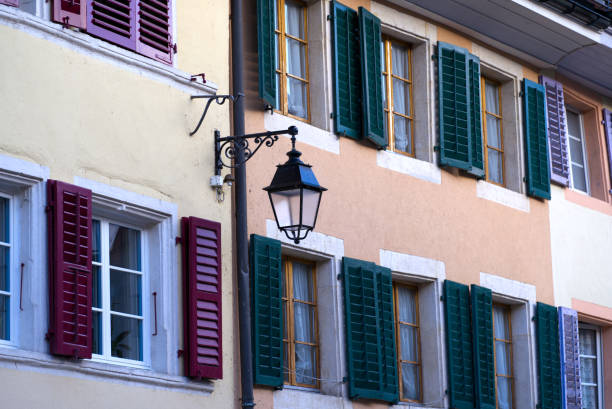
[190,93,244,136]
[215,126,298,175]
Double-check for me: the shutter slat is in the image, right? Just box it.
[536,302,562,409]
[52,0,86,28]
[559,307,581,409]
[0,0,19,7]
[523,79,551,199]
[250,234,283,387]
[47,180,93,359]
[332,2,361,139]
[87,0,137,50]
[540,76,570,186]
[358,7,386,148]
[468,55,485,178]
[257,0,276,107]
[444,280,474,409]
[182,217,222,379]
[602,109,612,194]
[136,0,172,63]
[471,285,495,409]
[438,42,472,171]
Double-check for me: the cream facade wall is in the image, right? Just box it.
[0,1,236,408]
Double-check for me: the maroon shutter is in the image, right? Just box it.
[603,108,612,194]
[540,76,570,186]
[87,0,137,50]
[0,0,19,7]
[53,0,86,29]
[47,180,93,359]
[136,0,173,64]
[182,217,222,379]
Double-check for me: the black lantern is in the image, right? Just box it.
[264,133,326,244]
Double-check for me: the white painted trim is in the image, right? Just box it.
[273,388,352,409]
[476,180,530,213]
[0,6,217,96]
[266,219,343,260]
[379,249,445,281]
[264,113,340,155]
[376,150,442,184]
[480,272,536,303]
[0,153,49,183]
[0,346,213,394]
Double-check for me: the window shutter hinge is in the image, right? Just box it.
[330,112,334,119]
[519,91,524,97]
[440,295,445,302]
[337,273,343,280]
[433,145,440,152]
[177,349,184,358]
[327,14,332,21]
[45,331,54,341]
[44,205,52,213]
[523,177,527,182]
[431,54,438,61]
[175,236,182,245]
[173,43,178,54]
[342,376,348,383]
[602,120,606,125]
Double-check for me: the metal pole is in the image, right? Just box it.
[230,0,254,408]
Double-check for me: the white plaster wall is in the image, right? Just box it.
[549,186,612,309]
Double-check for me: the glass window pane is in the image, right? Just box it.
[0,197,8,243]
[0,294,8,340]
[569,138,585,166]
[400,324,419,362]
[110,269,142,316]
[485,81,500,115]
[285,0,304,39]
[488,149,504,185]
[496,376,513,409]
[486,115,502,149]
[397,286,417,324]
[109,224,141,271]
[92,310,102,355]
[301,189,321,228]
[382,73,388,109]
[571,164,588,193]
[293,303,315,343]
[92,220,101,263]
[92,265,101,309]
[582,385,598,409]
[287,78,308,119]
[580,328,597,355]
[294,343,316,386]
[391,43,410,79]
[392,78,410,116]
[0,246,8,293]
[292,262,313,302]
[110,314,142,361]
[270,189,301,228]
[495,341,512,376]
[286,38,306,79]
[394,116,412,154]
[581,357,597,383]
[401,362,420,401]
[283,340,290,382]
[493,305,510,340]
[566,110,581,138]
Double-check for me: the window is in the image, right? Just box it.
[482,78,505,186]
[275,0,310,121]
[92,219,147,364]
[566,108,589,194]
[0,195,10,342]
[382,38,414,156]
[579,324,603,409]
[493,304,514,409]
[393,283,421,402]
[282,257,319,387]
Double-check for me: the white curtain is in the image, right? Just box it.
[285,2,307,119]
[494,307,512,409]
[391,44,412,154]
[398,287,419,400]
[485,81,500,115]
[488,148,503,184]
[293,262,315,385]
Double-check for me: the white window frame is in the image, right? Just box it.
[0,191,15,346]
[579,323,604,409]
[91,217,150,369]
[566,107,590,195]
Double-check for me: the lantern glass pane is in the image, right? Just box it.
[301,189,321,228]
[270,189,302,228]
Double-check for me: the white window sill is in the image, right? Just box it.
[476,180,530,213]
[273,387,348,409]
[0,5,217,96]
[0,346,213,395]
[376,150,441,184]
[391,404,443,409]
[264,113,340,155]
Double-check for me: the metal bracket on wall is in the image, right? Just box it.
[189,93,244,136]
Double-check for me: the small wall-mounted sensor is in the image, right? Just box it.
[210,175,223,188]
[223,174,235,187]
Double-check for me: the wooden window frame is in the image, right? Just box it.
[274,0,311,123]
[492,303,515,409]
[578,323,604,409]
[481,77,506,186]
[393,282,422,403]
[566,107,591,195]
[382,37,415,157]
[282,256,320,388]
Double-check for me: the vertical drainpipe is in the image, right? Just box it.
[231,0,255,408]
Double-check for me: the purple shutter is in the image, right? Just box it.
[53,0,86,29]
[603,108,612,195]
[181,217,222,379]
[136,0,172,64]
[86,0,137,50]
[559,307,581,409]
[0,0,19,7]
[47,180,93,359]
[540,76,570,186]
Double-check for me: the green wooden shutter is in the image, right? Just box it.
[468,55,485,178]
[523,79,551,199]
[471,285,495,409]
[342,257,398,403]
[438,42,472,171]
[250,234,283,387]
[358,7,386,148]
[257,0,276,107]
[536,302,562,409]
[444,280,474,409]
[331,2,361,139]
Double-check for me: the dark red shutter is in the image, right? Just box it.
[86,0,137,50]
[53,0,86,29]
[182,217,222,379]
[47,180,93,359]
[0,0,19,7]
[603,108,612,194]
[136,0,173,64]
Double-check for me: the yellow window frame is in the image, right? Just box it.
[492,303,515,409]
[382,37,415,157]
[393,283,422,403]
[282,256,319,388]
[275,0,311,123]
[481,77,506,186]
